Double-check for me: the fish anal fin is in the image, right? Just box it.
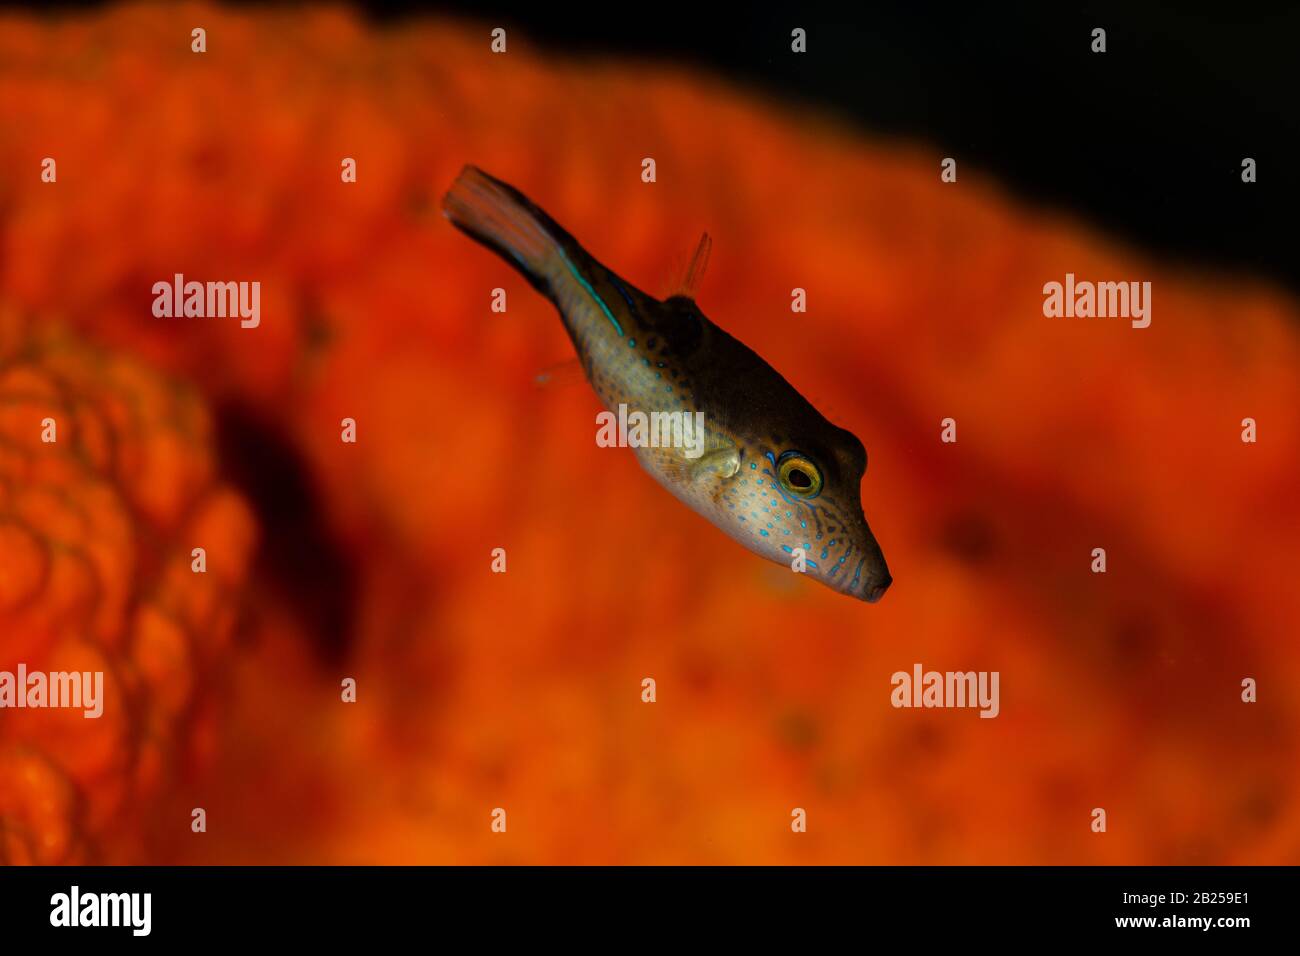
[534,356,587,389]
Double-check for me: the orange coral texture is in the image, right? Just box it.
[0,3,1298,864]
[0,314,255,862]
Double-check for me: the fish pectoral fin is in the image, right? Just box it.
[683,445,740,483]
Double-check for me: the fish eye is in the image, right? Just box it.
[776,452,823,499]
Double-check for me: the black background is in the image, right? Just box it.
[403,1,1294,295]
[0,865,1280,943]
[10,2,1295,292]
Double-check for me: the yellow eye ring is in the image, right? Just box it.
[777,453,823,499]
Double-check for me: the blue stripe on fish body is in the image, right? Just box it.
[556,245,624,337]
[610,275,639,315]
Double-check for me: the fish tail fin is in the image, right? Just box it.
[441,165,570,295]
[442,165,630,344]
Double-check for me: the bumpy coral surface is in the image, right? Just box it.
[0,312,255,862]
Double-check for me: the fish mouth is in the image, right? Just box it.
[841,540,891,603]
[823,560,892,602]
[862,572,893,603]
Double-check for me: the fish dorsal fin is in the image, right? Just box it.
[666,232,712,300]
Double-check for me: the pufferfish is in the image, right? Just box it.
[442,166,892,602]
